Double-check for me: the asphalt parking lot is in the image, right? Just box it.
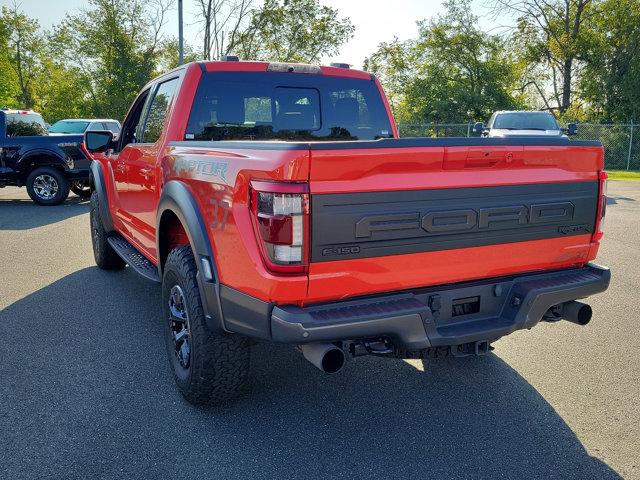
[1,181,639,480]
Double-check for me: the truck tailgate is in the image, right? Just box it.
[306,138,603,303]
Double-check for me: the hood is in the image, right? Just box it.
[488,129,566,138]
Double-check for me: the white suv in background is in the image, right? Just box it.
[49,118,122,140]
[474,111,577,138]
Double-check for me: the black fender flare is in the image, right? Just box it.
[18,149,68,177]
[89,161,115,232]
[157,180,225,332]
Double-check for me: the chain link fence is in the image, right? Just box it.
[398,123,640,171]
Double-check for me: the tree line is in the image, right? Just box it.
[364,0,640,124]
[0,0,354,123]
[1,0,638,125]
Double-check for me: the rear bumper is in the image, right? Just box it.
[218,264,610,349]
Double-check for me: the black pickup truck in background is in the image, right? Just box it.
[0,110,92,205]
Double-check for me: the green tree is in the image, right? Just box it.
[237,0,355,63]
[0,12,20,107]
[365,0,525,123]
[1,5,44,109]
[53,0,174,120]
[158,38,200,71]
[195,0,253,60]
[495,0,597,114]
[363,38,412,114]
[35,58,93,123]
[580,0,640,121]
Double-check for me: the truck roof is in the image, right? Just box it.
[493,110,556,115]
[173,60,373,81]
[53,118,121,123]
[0,109,42,115]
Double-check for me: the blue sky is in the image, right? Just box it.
[2,0,514,68]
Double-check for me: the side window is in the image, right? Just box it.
[119,89,151,150]
[142,77,179,144]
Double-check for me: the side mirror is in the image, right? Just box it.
[567,123,578,135]
[473,122,484,135]
[85,130,114,153]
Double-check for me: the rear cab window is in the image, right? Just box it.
[5,113,47,136]
[185,72,392,141]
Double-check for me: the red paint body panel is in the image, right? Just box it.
[307,235,595,303]
[161,145,310,302]
[201,60,373,80]
[309,145,601,194]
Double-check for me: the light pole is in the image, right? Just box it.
[178,0,184,65]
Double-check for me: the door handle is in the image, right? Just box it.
[139,167,152,179]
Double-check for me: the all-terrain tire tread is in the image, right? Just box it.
[164,245,250,405]
[90,190,125,270]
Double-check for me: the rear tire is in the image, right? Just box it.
[71,180,92,198]
[162,245,250,405]
[90,190,125,270]
[26,167,70,205]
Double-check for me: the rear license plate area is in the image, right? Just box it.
[452,296,481,317]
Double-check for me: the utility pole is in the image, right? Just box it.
[178,0,184,65]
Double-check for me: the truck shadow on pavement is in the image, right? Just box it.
[607,195,636,205]
[0,196,89,230]
[0,267,622,480]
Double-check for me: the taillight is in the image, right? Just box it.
[593,171,608,241]
[250,180,309,274]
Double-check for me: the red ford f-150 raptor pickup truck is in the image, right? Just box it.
[85,59,610,405]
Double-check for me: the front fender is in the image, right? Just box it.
[89,160,115,232]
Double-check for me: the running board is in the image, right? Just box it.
[107,235,160,283]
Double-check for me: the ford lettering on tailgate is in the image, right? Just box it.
[355,202,575,238]
[313,182,598,261]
